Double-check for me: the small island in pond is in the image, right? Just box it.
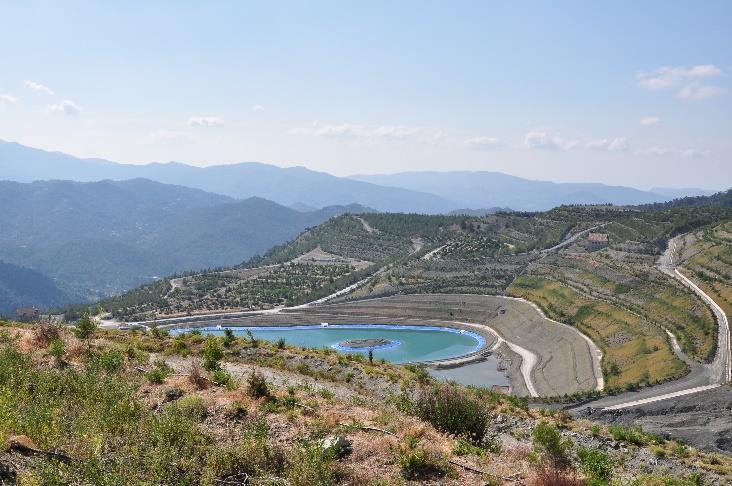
[338,338,393,349]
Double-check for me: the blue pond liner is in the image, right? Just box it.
[170,323,486,360]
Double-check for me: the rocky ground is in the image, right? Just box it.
[577,386,732,455]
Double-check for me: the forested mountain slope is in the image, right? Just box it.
[0,179,367,300]
[0,261,74,315]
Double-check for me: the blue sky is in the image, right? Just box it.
[1,1,730,189]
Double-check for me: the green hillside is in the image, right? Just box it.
[0,179,367,299]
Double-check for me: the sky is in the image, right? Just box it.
[0,1,730,190]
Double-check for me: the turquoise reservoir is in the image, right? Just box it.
[171,324,484,364]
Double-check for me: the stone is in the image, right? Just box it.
[322,435,352,459]
[164,387,184,402]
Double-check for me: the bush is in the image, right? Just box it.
[410,384,491,445]
[172,395,208,422]
[33,322,61,347]
[147,368,167,384]
[171,335,190,356]
[286,439,337,486]
[577,447,613,485]
[74,314,97,341]
[202,335,224,371]
[608,424,660,446]
[222,329,236,348]
[212,369,236,390]
[99,349,125,374]
[147,359,173,384]
[532,422,573,470]
[189,360,209,389]
[396,438,453,481]
[276,337,286,349]
[48,338,65,364]
[247,371,270,399]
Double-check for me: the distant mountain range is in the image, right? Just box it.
[0,140,452,213]
[0,139,719,212]
[0,178,368,306]
[350,172,720,212]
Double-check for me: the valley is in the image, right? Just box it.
[2,4,731,484]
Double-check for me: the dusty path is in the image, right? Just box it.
[540,223,608,254]
[354,216,377,234]
[421,244,446,261]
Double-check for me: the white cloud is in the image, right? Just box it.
[524,131,578,151]
[585,137,630,152]
[637,64,721,89]
[464,136,506,150]
[636,65,724,100]
[296,122,420,141]
[188,116,224,127]
[640,116,661,126]
[676,83,725,100]
[252,104,265,112]
[635,147,710,158]
[46,99,81,115]
[23,80,54,95]
[0,94,18,105]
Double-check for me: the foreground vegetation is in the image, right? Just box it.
[1,319,729,485]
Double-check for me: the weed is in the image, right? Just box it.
[247,371,270,399]
[577,447,613,485]
[396,439,453,481]
[532,422,573,470]
[409,383,492,445]
[202,335,224,371]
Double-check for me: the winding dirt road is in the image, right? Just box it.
[572,234,731,412]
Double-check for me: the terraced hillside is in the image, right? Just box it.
[680,221,732,316]
[84,194,732,394]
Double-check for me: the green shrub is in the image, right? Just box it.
[212,369,236,390]
[147,368,167,384]
[247,371,270,399]
[396,439,453,481]
[608,424,661,446]
[147,359,173,384]
[49,338,65,363]
[577,447,613,485]
[99,349,125,374]
[286,439,337,486]
[172,395,208,422]
[222,329,236,348]
[74,314,97,341]
[202,335,224,371]
[532,422,573,470]
[246,329,258,348]
[276,337,286,349]
[171,335,190,356]
[410,384,491,445]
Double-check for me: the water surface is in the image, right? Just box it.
[172,324,483,364]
